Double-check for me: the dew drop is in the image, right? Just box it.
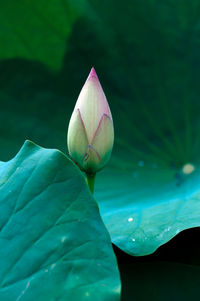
[50,263,56,270]
[182,163,195,175]
[26,281,30,288]
[61,236,66,243]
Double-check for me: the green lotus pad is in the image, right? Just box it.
[0,0,87,70]
[95,160,200,256]
[0,140,120,300]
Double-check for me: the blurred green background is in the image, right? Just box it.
[2,0,200,166]
[1,0,200,300]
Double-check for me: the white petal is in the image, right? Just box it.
[67,109,88,169]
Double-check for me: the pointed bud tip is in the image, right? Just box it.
[88,67,98,80]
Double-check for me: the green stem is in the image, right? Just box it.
[86,173,96,194]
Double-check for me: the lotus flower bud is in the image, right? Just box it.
[67,67,114,174]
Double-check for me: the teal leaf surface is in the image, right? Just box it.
[95,166,200,255]
[0,141,121,300]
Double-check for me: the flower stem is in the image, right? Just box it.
[86,173,96,194]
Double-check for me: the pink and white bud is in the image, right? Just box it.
[67,67,114,174]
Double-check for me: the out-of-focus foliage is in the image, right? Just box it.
[0,0,88,69]
[1,0,200,255]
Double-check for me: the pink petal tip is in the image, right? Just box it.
[88,67,98,79]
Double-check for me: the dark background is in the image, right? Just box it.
[1,1,200,300]
[114,227,200,300]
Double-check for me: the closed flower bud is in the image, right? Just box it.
[67,67,114,174]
